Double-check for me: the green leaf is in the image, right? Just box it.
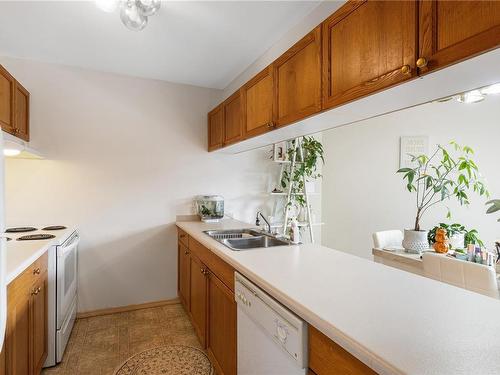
[397,168,413,173]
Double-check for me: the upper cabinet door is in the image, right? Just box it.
[0,65,15,134]
[418,1,500,74]
[14,81,30,141]
[273,26,322,127]
[322,0,417,110]
[208,104,224,151]
[223,91,242,146]
[241,66,274,138]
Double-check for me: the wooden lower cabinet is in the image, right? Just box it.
[207,272,236,375]
[5,252,48,375]
[177,228,237,375]
[178,243,190,311]
[189,254,208,348]
[30,272,48,375]
[6,286,30,375]
[309,326,376,375]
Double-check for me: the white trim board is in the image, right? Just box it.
[217,48,500,154]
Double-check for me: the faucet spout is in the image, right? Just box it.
[256,211,272,234]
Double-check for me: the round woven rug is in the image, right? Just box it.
[114,345,214,375]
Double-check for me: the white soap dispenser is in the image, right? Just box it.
[290,217,301,244]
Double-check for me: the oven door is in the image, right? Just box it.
[56,232,79,329]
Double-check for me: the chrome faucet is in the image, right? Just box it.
[255,211,272,234]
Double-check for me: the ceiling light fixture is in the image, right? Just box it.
[456,90,485,104]
[96,0,119,13]
[96,0,161,31]
[3,140,24,157]
[480,83,500,95]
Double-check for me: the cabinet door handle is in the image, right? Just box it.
[184,250,189,255]
[180,234,186,238]
[33,268,41,275]
[416,57,428,68]
[31,287,41,295]
[267,122,274,128]
[401,65,411,75]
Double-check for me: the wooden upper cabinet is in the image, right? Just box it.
[208,104,224,151]
[14,82,30,141]
[418,0,500,74]
[322,0,417,110]
[274,25,322,127]
[207,272,236,375]
[241,66,274,138]
[0,64,30,141]
[223,91,242,146]
[0,65,15,134]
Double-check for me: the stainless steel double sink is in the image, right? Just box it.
[204,229,290,251]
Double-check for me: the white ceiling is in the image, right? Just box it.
[0,1,321,89]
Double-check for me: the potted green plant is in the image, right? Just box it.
[397,142,489,253]
[281,136,324,210]
[428,223,484,249]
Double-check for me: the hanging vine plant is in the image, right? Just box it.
[280,136,325,208]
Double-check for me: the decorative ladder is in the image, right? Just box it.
[271,137,315,243]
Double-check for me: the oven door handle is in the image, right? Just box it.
[58,237,80,257]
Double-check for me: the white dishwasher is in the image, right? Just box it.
[235,272,308,375]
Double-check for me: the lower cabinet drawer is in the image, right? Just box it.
[309,326,377,375]
[189,238,235,291]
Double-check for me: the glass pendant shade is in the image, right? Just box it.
[481,83,500,95]
[95,0,119,13]
[120,0,148,31]
[456,90,485,104]
[136,0,161,16]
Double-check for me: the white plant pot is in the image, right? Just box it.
[449,233,465,249]
[402,229,429,254]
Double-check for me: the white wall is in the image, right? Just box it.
[219,1,343,103]
[321,95,500,259]
[1,57,278,313]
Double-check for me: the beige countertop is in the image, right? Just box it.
[177,218,500,375]
[4,227,76,284]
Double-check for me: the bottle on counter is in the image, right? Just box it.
[289,217,301,244]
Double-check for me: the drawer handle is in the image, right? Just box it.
[33,268,41,275]
[180,234,186,238]
[31,287,41,296]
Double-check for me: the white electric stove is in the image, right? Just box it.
[5,225,79,367]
